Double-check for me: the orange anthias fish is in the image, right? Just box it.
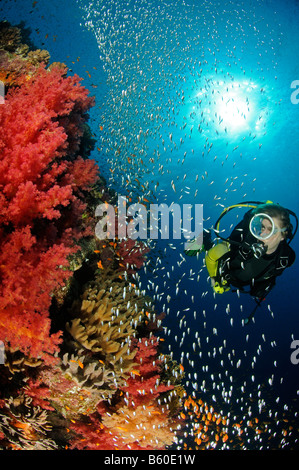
[97,260,104,269]
[130,370,141,376]
[70,359,84,369]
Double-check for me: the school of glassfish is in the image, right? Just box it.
[75,0,298,449]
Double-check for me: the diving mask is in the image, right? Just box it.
[249,213,286,241]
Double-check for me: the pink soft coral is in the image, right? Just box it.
[0,65,99,362]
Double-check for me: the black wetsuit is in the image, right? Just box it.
[216,210,296,300]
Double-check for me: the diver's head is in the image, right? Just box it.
[250,204,292,254]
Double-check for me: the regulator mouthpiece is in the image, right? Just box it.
[251,242,268,259]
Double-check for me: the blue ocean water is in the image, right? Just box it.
[1,0,299,449]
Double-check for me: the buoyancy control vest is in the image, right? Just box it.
[217,222,295,293]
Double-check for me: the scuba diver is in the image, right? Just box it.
[185,201,297,323]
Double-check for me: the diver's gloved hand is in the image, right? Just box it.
[184,237,204,256]
[212,278,230,294]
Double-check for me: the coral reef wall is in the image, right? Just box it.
[0,22,184,450]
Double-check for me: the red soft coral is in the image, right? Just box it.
[0,65,99,362]
[69,337,177,450]
[117,238,150,273]
[0,226,70,361]
[121,337,173,408]
[69,414,136,451]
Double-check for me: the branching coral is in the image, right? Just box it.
[25,362,112,420]
[25,351,125,420]
[4,350,43,375]
[0,22,51,87]
[0,22,23,52]
[0,395,57,450]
